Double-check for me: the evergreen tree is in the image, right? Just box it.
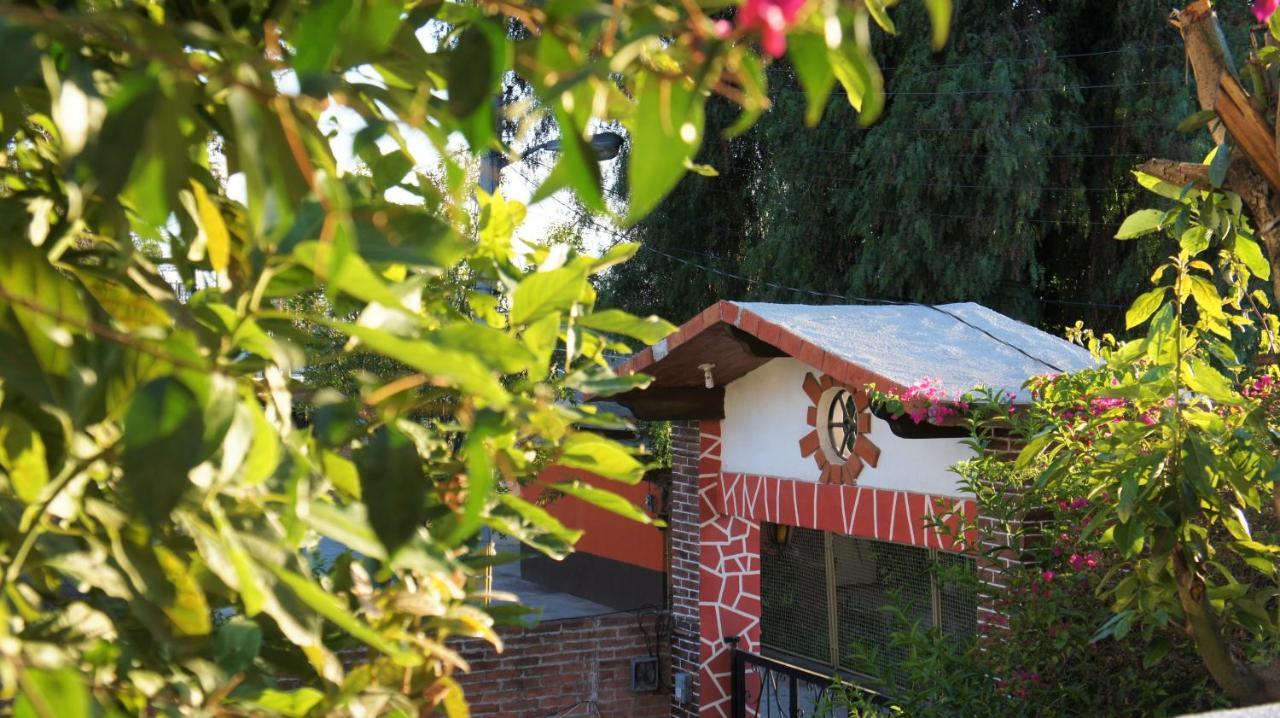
[601,0,1248,331]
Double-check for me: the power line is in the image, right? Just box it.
[877,42,1185,74]
[774,78,1183,100]
[522,178,1074,373]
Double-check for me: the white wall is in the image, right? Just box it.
[720,358,974,498]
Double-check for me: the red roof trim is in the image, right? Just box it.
[618,300,911,395]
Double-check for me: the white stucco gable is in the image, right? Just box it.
[720,358,975,498]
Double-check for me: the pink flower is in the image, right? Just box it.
[737,0,807,57]
[713,19,733,38]
[1255,0,1279,22]
[1041,570,1056,582]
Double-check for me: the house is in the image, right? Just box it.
[611,300,1095,718]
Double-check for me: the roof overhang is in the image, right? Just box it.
[614,301,911,420]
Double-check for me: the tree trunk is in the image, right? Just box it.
[1151,2,1280,705]
[1170,550,1280,704]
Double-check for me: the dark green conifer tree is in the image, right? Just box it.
[601,1,1251,331]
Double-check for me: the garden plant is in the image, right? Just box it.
[0,0,950,715]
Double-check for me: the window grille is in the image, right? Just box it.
[759,523,977,682]
[760,525,831,665]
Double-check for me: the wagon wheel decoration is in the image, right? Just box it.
[798,373,880,485]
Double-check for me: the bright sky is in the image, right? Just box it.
[223,27,621,256]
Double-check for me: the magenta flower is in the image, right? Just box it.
[1041,570,1056,582]
[1255,0,1279,22]
[737,0,807,57]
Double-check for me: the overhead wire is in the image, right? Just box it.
[517,165,1070,372]
[513,160,1132,317]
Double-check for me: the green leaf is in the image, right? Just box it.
[308,501,387,561]
[1014,430,1051,470]
[431,323,537,374]
[1142,637,1171,668]
[1125,287,1166,329]
[1188,276,1224,319]
[0,413,48,503]
[552,480,653,524]
[865,0,896,33]
[0,245,90,381]
[356,425,428,555]
[625,73,705,222]
[1176,109,1217,133]
[438,676,471,718]
[322,451,361,500]
[491,494,582,559]
[1133,170,1187,201]
[567,370,653,397]
[829,44,884,125]
[788,34,835,127]
[1184,357,1240,405]
[725,52,769,138]
[122,377,205,526]
[556,433,645,484]
[511,266,589,326]
[333,322,509,406]
[1112,518,1146,555]
[577,309,676,344]
[154,545,212,636]
[922,0,952,50]
[447,26,496,119]
[292,241,406,309]
[213,617,263,674]
[265,564,419,665]
[235,688,325,718]
[189,180,231,273]
[1233,234,1271,280]
[449,411,504,545]
[1115,209,1165,240]
[16,667,91,718]
[292,0,353,76]
[1209,141,1231,188]
[1179,226,1210,256]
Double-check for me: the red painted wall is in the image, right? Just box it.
[536,466,665,573]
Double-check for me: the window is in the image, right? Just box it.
[760,524,976,679]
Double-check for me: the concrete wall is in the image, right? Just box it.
[720,358,973,497]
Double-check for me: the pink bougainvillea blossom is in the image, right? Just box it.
[1254,0,1279,23]
[737,0,806,58]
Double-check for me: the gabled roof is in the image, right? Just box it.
[615,300,1095,420]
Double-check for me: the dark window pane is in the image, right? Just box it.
[760,524,831,665]
[830,536,932,678]
[937,552,977,642]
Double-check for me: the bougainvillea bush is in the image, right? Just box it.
[830,412,1224,717]
[849,164,1280,711]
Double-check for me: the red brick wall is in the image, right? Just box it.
[976,430,1023,634]
[454,612,669,717]
[668,420,702,718]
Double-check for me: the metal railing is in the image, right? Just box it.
[728,639,887,718]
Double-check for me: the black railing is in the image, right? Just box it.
[728,639,887,718]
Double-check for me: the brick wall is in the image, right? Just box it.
[668,420,701,718]
[454,612,669,717]
[976,428,1023,633]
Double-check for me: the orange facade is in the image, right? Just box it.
[535,465,665,573]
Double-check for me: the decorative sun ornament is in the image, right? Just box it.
[798,372,880,484]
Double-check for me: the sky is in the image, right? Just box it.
[221,25,622,257]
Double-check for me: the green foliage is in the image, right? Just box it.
[1001,175,1280,703]
[0,0,935,713]
[603,0,1239,328]
[828,454,1223,717]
